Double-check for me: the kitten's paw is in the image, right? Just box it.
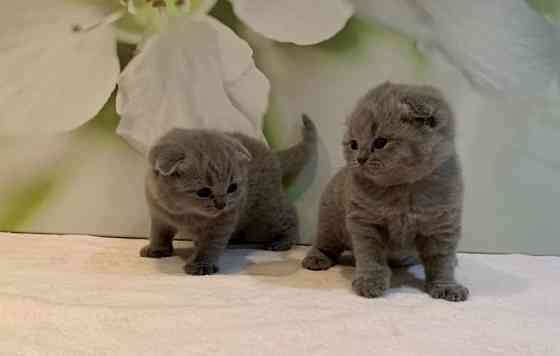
[183,261,218,276]
[140,245,173,258]
[426,282,469,302]
[352,273,389,298]
[265,238,293,251]
[302,254,335,271]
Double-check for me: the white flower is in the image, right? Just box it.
[0,0,121,135]
[0,0,354,155]
[352,0,560,98]
[229,0,354,45]
[116,16,271,153]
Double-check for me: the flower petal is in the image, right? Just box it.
[205,17,270,132]
[353,0,560,97]
[0,0,120,135]
[224,65,269,133]
[230,0,354,45]
[116,16,267,155]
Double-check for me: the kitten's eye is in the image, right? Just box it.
[414,116,437,128]
[426,116,437,128]
[373,137,388,150]
[349,140,358,150]
[196,187,212,198]
[227,183,238,194]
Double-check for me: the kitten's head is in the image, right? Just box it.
[147,129,251,216]
[344,82,456,186]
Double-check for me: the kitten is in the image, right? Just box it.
[302,82,469,301]
[142,115,317,275]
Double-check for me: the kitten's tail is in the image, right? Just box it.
[276,114,318,179]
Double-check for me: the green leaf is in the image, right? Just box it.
[0,175,57,231]
[528,0,560,23]
[317,17,383,53]
[209,0,238,31]
[73,93,121,143]
[0,96,126,232]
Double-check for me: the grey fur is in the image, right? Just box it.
[277,114,318,179]
[302,82,469,301]
[143,115,317,275]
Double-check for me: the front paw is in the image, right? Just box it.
[302,255,334,271]
[352,272,389,298]
[140,245,173,258]
[426,282,469,302]
[183,261,218,276]
[265,238,293,251]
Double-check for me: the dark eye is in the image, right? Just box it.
[373,137,388,150]
[196,187,212,198]
[227,183,238,194]
[349,140,358,150]
[426,116,437,128]
[414,116,437,128]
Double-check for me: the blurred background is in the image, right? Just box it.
[1,0,558,255]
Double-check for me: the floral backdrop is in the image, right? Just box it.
[0,0,559,254]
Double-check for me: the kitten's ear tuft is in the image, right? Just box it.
[233,142,252,163]
[149,144,185,176]
[402,96,434,118]
[225,136,252,163]
[155,157,184,176]
[401,91,449,130]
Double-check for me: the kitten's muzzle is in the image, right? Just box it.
[213,195,226,210]
[357,157,368,165]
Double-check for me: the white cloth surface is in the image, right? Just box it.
[0,232,559,356]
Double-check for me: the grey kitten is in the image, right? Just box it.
[143,115,317,275]
[302,82,469,301]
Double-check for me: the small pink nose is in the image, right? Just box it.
[357,157,367,165]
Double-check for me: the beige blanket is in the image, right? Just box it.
[1,233,558,356]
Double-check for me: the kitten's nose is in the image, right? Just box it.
[357,157,368,165]
[214,200,226,210]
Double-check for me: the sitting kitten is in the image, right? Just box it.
[302,82,469,301]
[142,115,316,275]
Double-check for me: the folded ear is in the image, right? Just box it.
[223,136,252,163]
[401,88,451,130]
[148,144,185,176]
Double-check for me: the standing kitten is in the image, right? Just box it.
[302,83,469,301]
[143,115,316,275]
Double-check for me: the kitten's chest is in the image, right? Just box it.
[355,182,449,220]
[354,185,413,219]
[179,211,239,237]
[386,213,417,248]
[350,186,420,246]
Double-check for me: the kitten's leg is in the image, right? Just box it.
[241,195,298,251]
[302,246,343,271]
[184,234,230,275]
[302,210,345,271]
[140,217,175,258]
[416,228,469,302]
[265,231,295,251]
[348,223,391,298]
[263,203,298,251]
